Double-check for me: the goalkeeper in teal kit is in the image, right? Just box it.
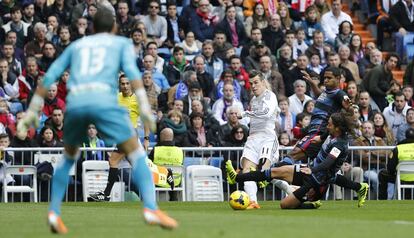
[17,9,178,234]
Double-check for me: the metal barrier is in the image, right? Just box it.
[1,145,409,202]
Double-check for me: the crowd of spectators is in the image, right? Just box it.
[0,0,414,193]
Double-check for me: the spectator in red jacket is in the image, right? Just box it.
[228,55,250,90]
[42,83,65,117]
[18,56,44,106]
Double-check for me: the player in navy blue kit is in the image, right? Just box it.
[282,67,352,165]
[227,112,369,209]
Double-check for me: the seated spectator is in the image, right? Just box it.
[371,111,396,145]
[164,2,184,49]
[349,34,365,65]
[2,6,30,49]
[0,133,14,186]
[157,109,188,146]
[142,71,161,114]
[42,83,65,118]
[37,125,63,148]
[339,45,361,84]
[389,0,414,62]
[346,80,359,104]
[18,56,43,106]
[116,1,137,37]
[308,52,323,74]
[278,97,296,139]
[404,60,414,89]
[57,70,68,103]
[243,0,279,17]
[142,54,170,93]
[222,124,248,169]
[303,100,315,115]
[130,28,146,60]
[190,99,220,143]
[278,131,292,147]
[353,120,390,193]
[25,22,47,59]
[212,82,245,126]
[277,44,296,75]
[376,0,398,51]
[215,5,248,49]
[13,111,35,139]
[320,0,352,44]
[291,112,311,143]
[144,41,165,73]
[189,0,218,42]
[212,31,233,61]
[38,42,57,71]
[2,41,22,76]
[210,69,249,108]
[240,27,263,64]
[334,20,353,51]
[70,17,88,41]
[0,98,15,134]
[187,111,217,147]
[218,106,249,146]
[358,91,379,122]
[402,85,414,107]
[46,15,60,44]
[182,81,210,115]
[386,80,402,105]
[288,79,313,115]
[278,2,295,32]
[262,13,285,56]
[0,58,22,114]
[383,92,411,138]
[81,124,105,161]
[292,28,309,60]
[168,70,197,107]
[202,40,223,84]
[305,30,333,66]
[4,31,25,62]
[260,55,285,97]
[45,107,64,142]
[179,31,201,61]
[285,54,320,97]
[245,40,277,72]
[396,108,414,142]
[56,25,71,55]
[228,55,250,91]
[244,3,268,38]
[301,5,323,45]
[141,0,167,46]
[164,46,191,87]
[192,55,214,101]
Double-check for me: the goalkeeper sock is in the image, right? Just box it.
[104,168,119,197]
[49,153,76,215]
[335,174,361,191]
[236,170,271,183]
[129,149,157,211]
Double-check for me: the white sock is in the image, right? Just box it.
[244,181,257,202]
[272,179,293,195]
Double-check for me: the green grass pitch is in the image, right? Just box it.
[1,201,414,238]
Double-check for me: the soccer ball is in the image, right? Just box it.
[229,190,250,210]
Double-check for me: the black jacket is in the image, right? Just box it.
[390,1,414,32]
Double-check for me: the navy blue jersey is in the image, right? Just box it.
[310,135,348,184]
[309,88,348,133]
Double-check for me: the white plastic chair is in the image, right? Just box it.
[82,161,109,202]
[155,165,186,201]
[186,165,223,201]
[2,166,37,203]
[396,161,414,200]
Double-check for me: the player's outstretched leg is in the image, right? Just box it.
[357,183,369,207]
[298,200,322,209]
[225,160,237,184]
[48,151,76,234]
[225,160,270,185]
[128,149,178,229]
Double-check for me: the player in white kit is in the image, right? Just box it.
[238,70,280,209]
